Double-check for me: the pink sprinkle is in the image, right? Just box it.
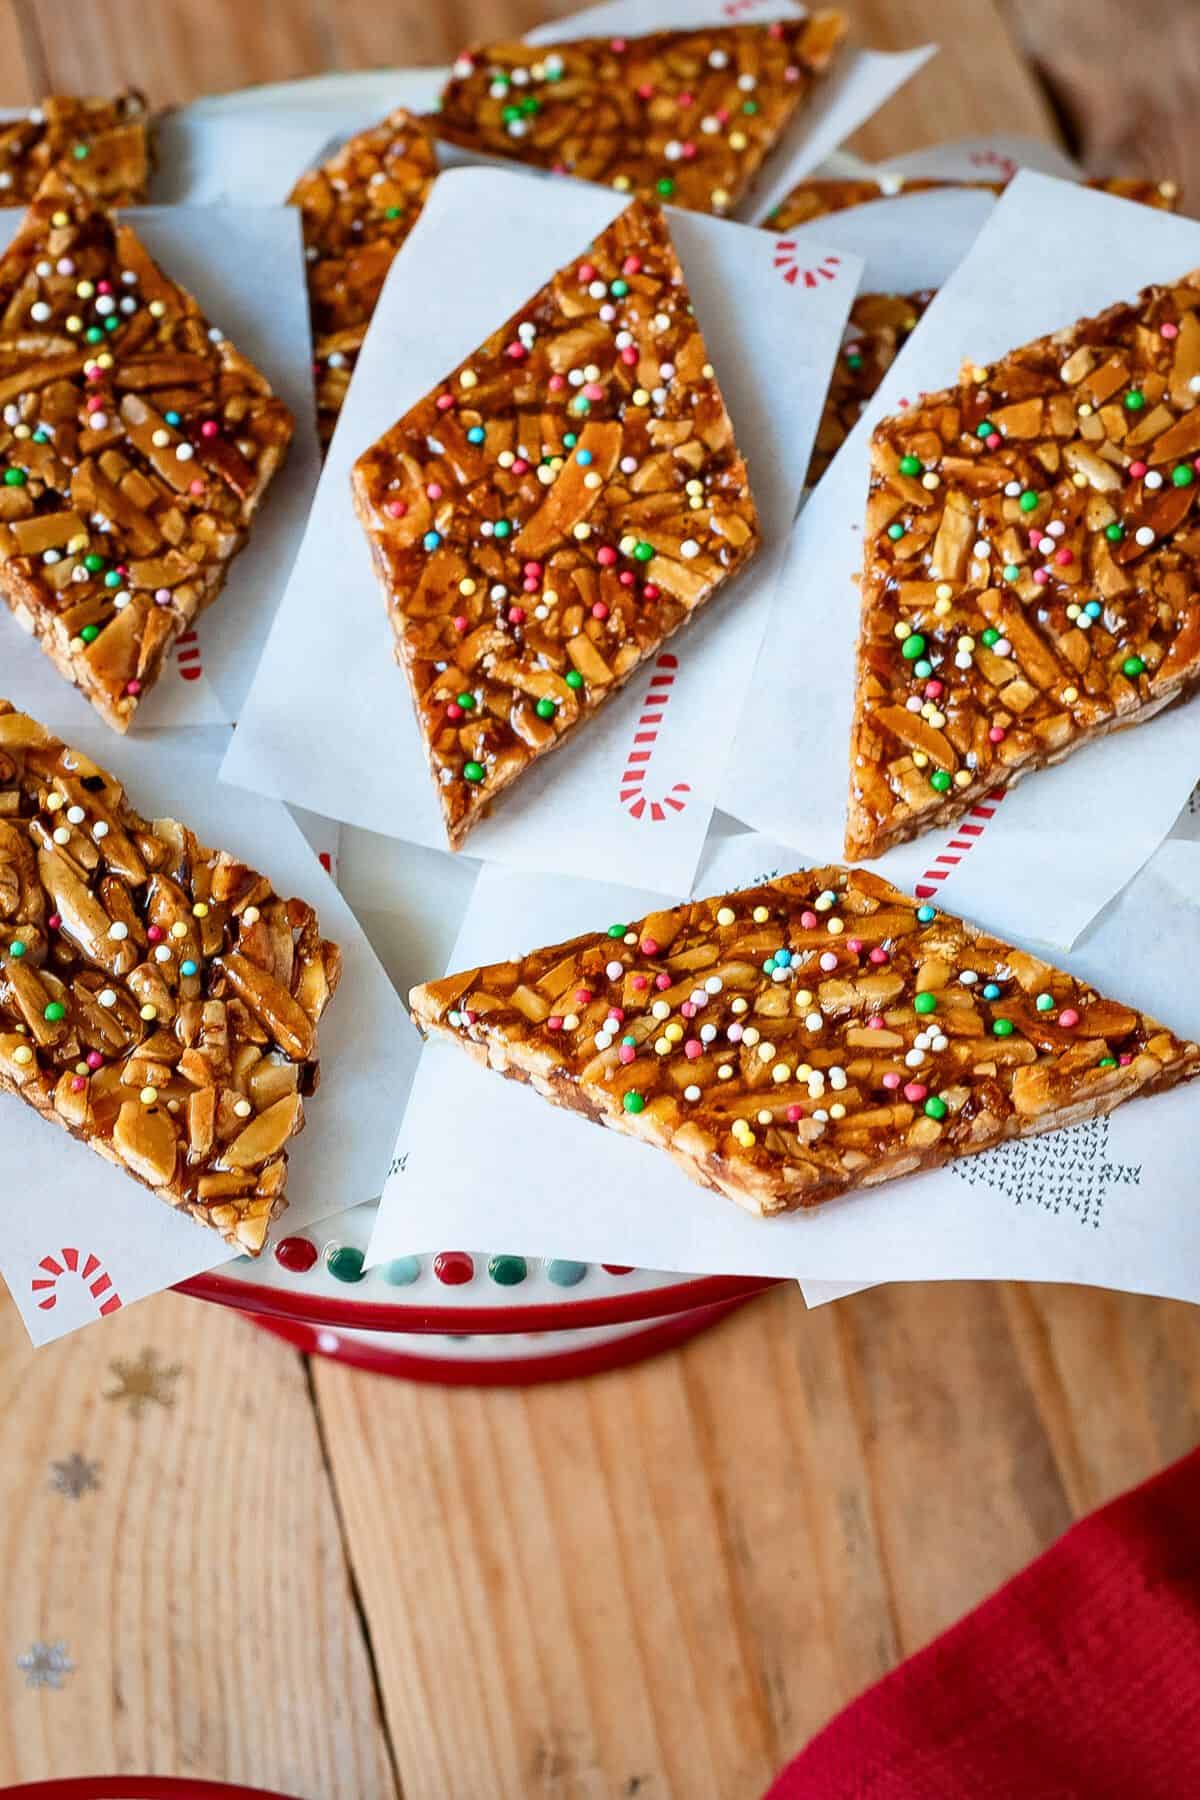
[426,482,442,500]
[1058,1008,1080,1028]
[200,419,219,439]
[507,606,526,625]
[622,255,642,276]
[511,458,528,475]
[147,926,163,943]
[618,1043,636,1064]
[86,367,103,384]
[505,342,527,361]
[591,601,609,621]
[847,938,863,954]
[608,1008,624,1025]
[1055,547,1073,566]
[654,973,671,991]
[676,94,692,110]
[727,1023,744,1043]
[524,561,542,578]
[1129,460,1148,478]
[548,373,566,392]
[583,382,604,401]
[631,974,648,991]
[681,141,697,159]
[636,82,654,100]
[1119,1053,1133,1065]
[547,1016,563,1032]
[1034,568,1050,585]
[924,679,943,700]
[882,1072,902,1091]
[86,394,104,412]
[446,702,464,722]
[769,19,785,35]
[96,279,112,294]
[71,1076,86,1092]
[189,478,205,496]
[800,910,817,929]
[819,951,838,972]
[125,679,141,695]
[684,1039,703,1060]
[610,36,627,51]
[619,571,635,587]
[435,393,455,411]
[903,1082,928,1103]
[621,346,638,365]
[461,1009,476,1027]
[716,107,730,124]
[578,262,596,283]
[86,1051,103,1070]
[641,937,659,955]
[1162,321,1179,339]
[452,614,468,633]
[680,1002,697,1019]
[983,431,999,450]
[597,546,618,568]
[867,1016,884,1031]
[47,914,61,932]
[154,587,171,606]
[643,583,660,601]
[385,499,407,518]
[869,948,890,966]
[786,1104,803,1122]
[523,576,539,593]
[988,725,1006,743]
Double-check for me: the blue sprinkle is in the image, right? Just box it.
[1084,600,1103,619]
[422,530,441,551]
[983,982,1001,1000]
[467,425,485,444]
[774,948,791,967]
[164,410,181,426]
[577,448,593,465]
[916,904,936,923]
[180,959,198,977]
[914,659,933,679]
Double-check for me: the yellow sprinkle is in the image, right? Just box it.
[935,582,953,602]
[572,522,591,540]
[12,1045,32,1065]
[613,175,632,192]
[971,365,988,383]
[459,369,477,389]
[829,1103,847,1120]
[772,1063,790,1083]
[756,1043,774,1063]
[1077,402,1093,417]
[651,999,670,1020]
[655,1036,671,1055]
[795,989,813,1008]
[65,315,82,332]
[139,1005,157,1021]
[542,588,558,606]
[584,472,601,489]
[752,905,769,923]
[243,907,260,926]
[631,388,650,406]
[170,921,187,939]
[46,792,64,811]
[731,997,749,1015]
[757,1109,772,1126]
[75,279,95,299]
[67,534,87,554]
[827,918,844,936]
[893,622,910,639]
[1063,685,1079,704]
[497,450,515,469]
[234,1099,253,1118]
[702,364,714,378]
[685,479,703,495]
[711,188,730,209]
[192,903,209,918]
[958,635,976,652]
[458,578,476,596]
[139,1085,157,1106]
[922,473,940,491]
[913,752,928,768]
[717,1063,733,1080]
[729,132,747,151]
[664,1022,684,1043]
[716,906,735,926]
[96,352,113,369]
[51,209,69,226]
[953,770,972,788]
[1072,472,1088,488]
[934,597,953,617]
[619,534,638,556]
[148,299,167,318]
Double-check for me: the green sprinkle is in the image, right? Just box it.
[501,103,521,122]
[633,541,655,562]
[565,669,584,690]
[656,178,675,197]
[623,1091,646,1114]
[899,455,922,476]
[742,99,758,114]
[1124,389,1146,411]
[571,395,591,414]
[32,431,48,443]
[85,326,103,344]
[463,760,485,784]
[104,316,119,332]
[1002,563,1020,582]
[43,1002,66,1023]
[992,1019,1015,1037]
[901,633,925,660]
[83,553,104,573]
[71,143,89,161]
[930,769,952,793]
[1098,1056,1118,1068]
[607,924,627,939]
[1172,464,1194,487]
[520,97,539,116]
[1123,655,1146,678]
[976,420,996,439]
[80,624,100,643]
[610,278,629,298]
[456,691,476,710]
[384,205,402,220]
[563,432,577,448]
[493,519,511,539]
[924,1096,948,1121]
[846,352,863,371]
[1018,489,1040,513]
[1035,993,1055,1012]
[914,992,937,1015]
[1105,522,1124,542]
[103,570,121,588]
[3,468,26,487]
[981,627,1000,647]
[535,697,557,720]
[887,522,906,541]
[326,1245,366,1284]
[8,940,25,959]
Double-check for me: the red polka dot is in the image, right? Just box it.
[434,1251,474,1285]
[602,1264,634,1276]
[275,1235,318,1273]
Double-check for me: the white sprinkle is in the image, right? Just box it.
[708,48,729,67]
[1004,480,1021,497]
[704,976,723,995]
[829,1067,847,1090]
[972,539,990,558]
[959,970,978,986]
[65,805,85,824]
[805,1011,823,1032]
[680,539,700,559]
[29,301,50,323]
[684,1084,701,1102]
[699,1024,717,1044]
[1144,471,1163,491]
[605,960,623,979]
[932,1034,949,1053]
[176,443,195,462]
[905,1049,926,1068]
[52,826,70,845]
[108,922,129,941]
[154,945,172,964]
[1135,526,1155,547]
[98,988,116,1007]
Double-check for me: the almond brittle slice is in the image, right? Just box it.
[848,267,1200,860]
[0,172,293,732]
[353,198,759,851]
[288,108,437,450]
[0,702,341,1252]
[435,15,846,218]
[765,173,1182,231]
[411,866,1200,1215]
[0,93,152,208]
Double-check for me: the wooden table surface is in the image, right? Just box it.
[1,3,1198,1796]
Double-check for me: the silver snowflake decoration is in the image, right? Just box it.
[48,1453,101,1500]
[16,1642,74,1689]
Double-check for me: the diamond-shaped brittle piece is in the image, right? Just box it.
[765,173,1182,231]
[0,94,151,208]
[848,268,1200,860]
[352,198,760,851]
[435,15,846,218]
[288,108,437,450]
[0,700,341,1254]
[0,173,294,732]
[411,866,1200,1215]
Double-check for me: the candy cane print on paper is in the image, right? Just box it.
[773,242,842,290]
[619,651,691,822]
[913,790,1008,901]
[31,1247,123,1317]
[968,147,1018,180]
[173,628,204,683]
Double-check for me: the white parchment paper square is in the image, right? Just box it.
[223,165,862,892]
[0,726,414,1346]
[723,172,1200,949]
[0,205,320,735]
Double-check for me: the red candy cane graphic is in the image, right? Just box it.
[32,1248,123,1317]
[619,652,691,822]
[174,629,204,683]
[773,242,842,290]
[968,148,1019,180]
[913,790,1008,900]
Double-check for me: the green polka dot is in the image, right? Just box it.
[1172,464,1194,487]
[656,178,675,197]
[80,625,100,643]
[72,143,89,161]
[846,352,863,371]
[1098,1056,1117,1068]
[3,468,26,486]
[384,205,402,220]
[383,1256,421,1286]
[887,522,906,541]
[488,1254,527,1286]
[981,627,1000,647]
[9,940,25,959]
[1003,564,1020,582]
[326,1245,366,1283]
[633,541,655,562]
[83,554,105,573]
[456,691,477,710]
[901,633,925,660]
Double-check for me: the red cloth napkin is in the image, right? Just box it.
[767,1448,1200,1799]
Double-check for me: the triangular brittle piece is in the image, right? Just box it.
[435,14,846,218]
[288,108,437,449]
[411,867,1200,1215]
[0,701,341,1253]
[0,93,151,208]
[0,173,293,732]
[353,198,759,851]
[848,268,1200,860]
